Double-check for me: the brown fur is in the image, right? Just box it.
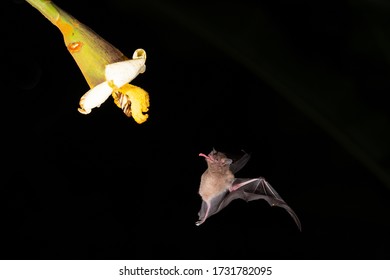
[198,152,234,202]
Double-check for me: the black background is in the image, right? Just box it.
[2,0,390,259]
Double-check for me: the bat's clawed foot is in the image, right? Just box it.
[195,219,205,226]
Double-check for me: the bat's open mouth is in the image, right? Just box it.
[199,153,214,162]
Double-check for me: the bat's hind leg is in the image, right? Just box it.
[196,201,211,226]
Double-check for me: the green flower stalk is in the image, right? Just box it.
[25,0,150,124]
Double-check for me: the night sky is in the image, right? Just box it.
[2,0,390,259]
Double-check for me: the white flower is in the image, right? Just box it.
[78,49,147,115]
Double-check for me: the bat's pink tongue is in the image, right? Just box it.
[199,153,213,161]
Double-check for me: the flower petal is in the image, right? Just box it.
[112,84,150,124]
[132,49,147,60]
[132,49,147,73]
[78,81,113,114]
[105,49,147,88]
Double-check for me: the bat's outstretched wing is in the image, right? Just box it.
[197,177,301,231]
[229,152,251,174]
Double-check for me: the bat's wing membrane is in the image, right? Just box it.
[218,178,302,231]
[229,152,251,174]
[197,191,229,225]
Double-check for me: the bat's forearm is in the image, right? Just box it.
[229,178,258,191]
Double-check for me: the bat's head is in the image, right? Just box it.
[199,149,233,169]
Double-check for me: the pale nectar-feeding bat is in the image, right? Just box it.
[196,149,302,231]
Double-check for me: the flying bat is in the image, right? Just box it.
[196,149,301,230]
